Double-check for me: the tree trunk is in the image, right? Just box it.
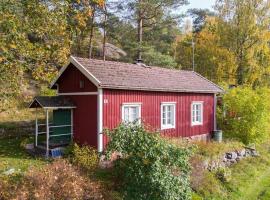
[137,0,143,61]
[89,5,96,59]
[103,4,107,61]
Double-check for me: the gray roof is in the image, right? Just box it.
[29,96,76,109]
[51,56,224,93]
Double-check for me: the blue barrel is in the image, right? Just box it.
[213,130,222,142]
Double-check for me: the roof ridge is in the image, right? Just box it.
[72,56,193,73]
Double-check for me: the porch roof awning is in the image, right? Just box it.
[29,96,76,109]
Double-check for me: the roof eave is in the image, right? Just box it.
[100,85,224,94]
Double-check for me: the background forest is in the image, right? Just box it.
[1,0,270,111]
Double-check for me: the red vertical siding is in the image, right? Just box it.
[103,89,214,145]
[68,95,97,147]
[57,64,97,93]
[56,64,98,147]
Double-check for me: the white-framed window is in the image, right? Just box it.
[161,102,176,130]
[191,101,203,126]
[122,103,141,124]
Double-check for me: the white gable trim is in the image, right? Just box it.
[50,56,100,89]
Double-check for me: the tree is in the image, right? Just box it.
[187,8,215,33]
[215,0,270,86]
[176,17,237,84]
[110,0,187,61]
[218,87,270,144]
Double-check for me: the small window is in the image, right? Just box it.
[122,103,141,124]
[161,103,176,130]
[79,80,85,88]
[191,102,203,126]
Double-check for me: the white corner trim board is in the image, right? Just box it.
[97,88,103,152]
[58,92,98,96]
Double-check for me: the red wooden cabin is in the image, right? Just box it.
[49,56,223,152]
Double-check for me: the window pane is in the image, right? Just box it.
[123,105,140,123]
[162,118,166,125]
[124,107,129,121]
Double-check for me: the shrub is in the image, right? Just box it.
[13,159,103,200]
[215,167,231,183]
[218,87,270,144]
[105,123,193,200]
[67,143,99,172]
[194,171,227,198]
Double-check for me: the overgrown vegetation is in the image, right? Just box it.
[191,141,270,200]
[105,123,193,200]
[1,159,104,200]
[218,86,270,144]
[66,143,99,172]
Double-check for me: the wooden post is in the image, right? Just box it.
[46,109,49,157]
[35,108,38,147]
[71,109,73,143]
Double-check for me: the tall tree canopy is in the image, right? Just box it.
[107,0,187,65]
[215,0,270,86]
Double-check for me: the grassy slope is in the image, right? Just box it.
[0,137,46,175]
[227,142,270,200]
[194,141,270,200]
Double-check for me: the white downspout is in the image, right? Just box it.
[97,88,103,152]
[214,94,217,131]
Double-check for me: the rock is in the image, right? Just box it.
[25,143,34,150]
[226,152,232,159]
[3,168,15,175]
[202,160,209,169]
[230,159,237,164]
[250,150,259,157]
[231,152,238,159]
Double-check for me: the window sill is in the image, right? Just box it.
[161,126,176,130]
[191,122,203,126]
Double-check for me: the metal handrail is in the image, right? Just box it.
[49,133,72,137]
[38,123,53,126]
[49,125,72,128]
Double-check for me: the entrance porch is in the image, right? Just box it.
[29,96,76,157]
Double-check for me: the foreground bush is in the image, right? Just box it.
[12,159,103,200]
[67,143,99,172]
[218,87,270,144]
[105,123,193,200]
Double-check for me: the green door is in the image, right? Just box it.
[51,109,72,145]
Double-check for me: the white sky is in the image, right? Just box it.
[182,0,216,12]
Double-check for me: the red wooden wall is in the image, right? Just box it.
[57,64,97,93]
[56,64,98,147]
[56,64,215,149]
[103,89,214,145]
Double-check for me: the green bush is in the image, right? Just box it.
[215,167,231,183]
[105,123,193,200]
[218,87,270,144]
[67,143,99,172]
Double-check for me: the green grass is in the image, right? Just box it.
[0,136,46,176]
[193,141,270,200]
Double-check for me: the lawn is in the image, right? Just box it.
[0,136,46,176]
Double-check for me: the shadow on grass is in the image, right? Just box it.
[0,137,31,159]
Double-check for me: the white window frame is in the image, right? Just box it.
[191,101,203,126]
[161,102,176,130]
[121,103,142,124]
